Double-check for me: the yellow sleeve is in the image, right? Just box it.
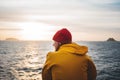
[42,52,53,80]
[87,58,97,80]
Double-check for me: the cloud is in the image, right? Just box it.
[0,0,120,30]
[0,0,120,15]
[87,0,120,10]
[0,28,22,31]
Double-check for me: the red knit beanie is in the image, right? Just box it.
[53,28,72,43]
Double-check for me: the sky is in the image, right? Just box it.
[0,0,120,41]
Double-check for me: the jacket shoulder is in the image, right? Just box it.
[46,52,57,59]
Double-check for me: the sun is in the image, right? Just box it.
[18,21,55,40]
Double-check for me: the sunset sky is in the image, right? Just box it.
[0,0,120,41]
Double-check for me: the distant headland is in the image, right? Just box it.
[107,38,116,41]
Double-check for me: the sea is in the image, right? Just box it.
[0,41,120,80]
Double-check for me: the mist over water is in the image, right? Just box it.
[0,41,120,80]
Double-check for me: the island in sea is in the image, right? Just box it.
[5,38,19,41]
[107,38,116,41]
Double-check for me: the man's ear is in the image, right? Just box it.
[58,42,61,46]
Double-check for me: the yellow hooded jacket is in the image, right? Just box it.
[42,43,97,80]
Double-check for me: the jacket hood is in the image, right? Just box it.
[59,43,88,55]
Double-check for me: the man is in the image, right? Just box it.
[42,28,97,80]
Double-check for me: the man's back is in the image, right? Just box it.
[42,43,97,80]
